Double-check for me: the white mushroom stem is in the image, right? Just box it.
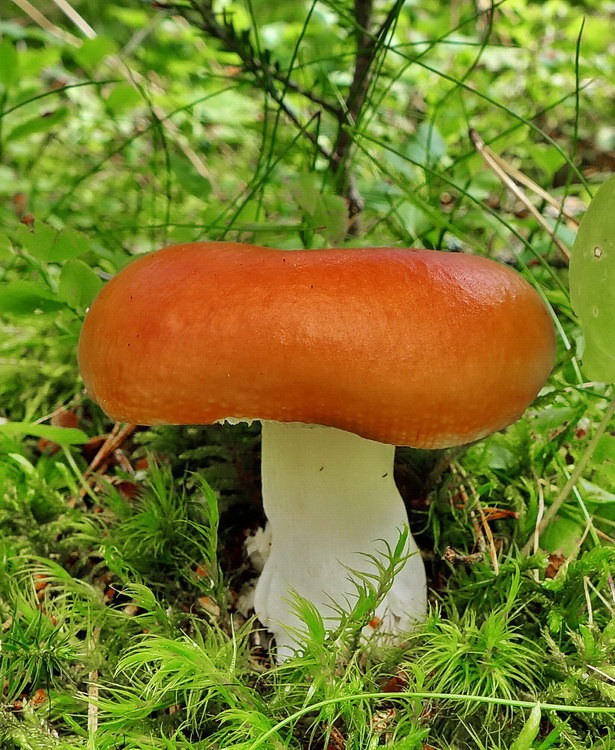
[253,421,426,657]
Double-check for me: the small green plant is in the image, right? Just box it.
[0,558,98,703]
[404,571,544,722]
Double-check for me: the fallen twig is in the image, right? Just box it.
[454,463,500,574]
[451,463,500,574]
[88,626,101,739]
[469,128,572,261]
[84,422,137,478]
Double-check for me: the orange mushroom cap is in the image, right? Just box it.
[78,242,556,448]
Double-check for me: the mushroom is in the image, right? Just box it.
[78,242,556,656]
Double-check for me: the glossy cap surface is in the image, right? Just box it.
[78,242,556,448]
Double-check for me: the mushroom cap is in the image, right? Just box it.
[78,242,556,448]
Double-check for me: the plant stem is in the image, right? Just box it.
[330,0,374,228]
[246,690,615,750]
[62,446,99,504]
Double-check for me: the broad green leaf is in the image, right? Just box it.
[169,153,212,200]
[526,144,565,179]
[59,259,103,307]
[0,280,62,315]
[540,514,586,556]
[578,478,615,507]
[594,433,615,463]
[0,233,13,262]
[290,173,320,215]
[232,199,259,224]
[510,703,541,750]
[74,37,118,68]
[5,107,69,142]
[16,223,57,260]
[18,47,59,78]
[0,39,18,89]
[16,224,88,262]
[530,407,577,432]
[406,122,447,165]
[290,174,347,244]
[106,82,142,113]
[397,203,431,237]
[53,228,89,261]
[313,193,347,245]
[569,175,615,382]
[0,422,88,446]
[108,7,150,26]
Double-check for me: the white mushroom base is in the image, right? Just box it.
[254,421,427,658]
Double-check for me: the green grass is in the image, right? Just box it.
[0,0,614,747]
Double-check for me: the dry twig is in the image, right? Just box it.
[11,0,81,44]
[84,422,137,478]
[469,128,572,261]
[452,463,500,575]
[88,626,101,739]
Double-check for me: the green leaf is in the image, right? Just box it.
[6,107,70,142]
[108,7,150,26]
[313,193,347,246]
[16,224,88,262]
[18,47,60,78]
[169,153,212,201]
[5,107,70,143]
[0,234,13,262]
[526,144,565,179]
[569,175,615,382]
[233,199,259,224]
[290,173,347,244]
[594,433,615,463]
[509,703,541,750]
[579,325,615,383]
[396,203,431,237]
[16,223,57,260]
[0,280,62,315]
[406,122,447,165]
[73,37,118,68]
[290,173,320,215]
[59,259,103,307]
[540,515,586,556]
[0,39,18,89]
[53,229,89,261]
[0,422,88,446]
[105,82,142,113]
[578,478,615,507]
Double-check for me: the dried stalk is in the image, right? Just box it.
[11,0,81,45]
[469,128,572,261]
[452,463,500,574]
[84,422,137,478]
[88,626,101,739]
